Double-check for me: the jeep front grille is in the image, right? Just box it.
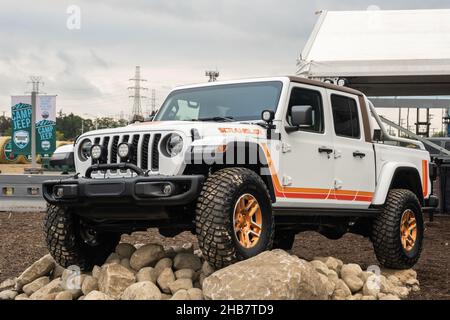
[141,134,151,170]
[88,133,163,173]
[152,134,162,171]
[110,136,120,164]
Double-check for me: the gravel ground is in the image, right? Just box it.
[0,211,448,300]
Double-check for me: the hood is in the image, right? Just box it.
[79,120,265,140]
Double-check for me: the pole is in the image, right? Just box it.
[31,91,37,168]
[448,108,450,137]
[398,108,402,137]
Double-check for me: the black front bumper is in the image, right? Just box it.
[43,171,205,208]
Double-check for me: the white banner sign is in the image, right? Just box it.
[11,95,57,123]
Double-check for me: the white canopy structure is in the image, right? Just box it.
[297,9,450,96]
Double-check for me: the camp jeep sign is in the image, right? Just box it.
[11,95,57,158]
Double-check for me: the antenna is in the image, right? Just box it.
[128,66,148,122]
[205,70,220,82]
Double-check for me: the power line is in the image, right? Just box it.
[27,76,45,94]
[128,66,147,122]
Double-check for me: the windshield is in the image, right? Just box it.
[155,81,283,122]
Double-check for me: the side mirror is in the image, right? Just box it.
[285,105,313,133]
[291,105,313,127]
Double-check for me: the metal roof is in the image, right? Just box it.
[297,9,450,96]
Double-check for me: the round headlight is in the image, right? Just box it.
[79,139,92,161]
[118,143,130,160]
[90,145,103,160]
[165,134,183,157]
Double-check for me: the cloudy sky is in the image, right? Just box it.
[1,0,450,131]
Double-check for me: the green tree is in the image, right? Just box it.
[0,115,11,136]
[55,110,128,140]
[432,131,446,137]
[56,112,84,140]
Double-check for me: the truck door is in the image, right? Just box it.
[327,90,376,209]
[276,83,335,208]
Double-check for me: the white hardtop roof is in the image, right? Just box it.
[297,9,450,96]
[172,76,290,91]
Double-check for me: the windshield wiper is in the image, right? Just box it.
[195,116,235,122]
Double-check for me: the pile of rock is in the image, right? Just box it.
[0,245,420,301]
[0,243,211,301]
[202,250,420,300]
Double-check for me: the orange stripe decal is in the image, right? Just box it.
[422,160,428,197]
[261,144,373,202]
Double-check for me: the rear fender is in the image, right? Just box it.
[372,162,424,206]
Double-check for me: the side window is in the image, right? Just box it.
[331,94,360,139]
[287,88,324,133]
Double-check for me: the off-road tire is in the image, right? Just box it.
[372,189,424,269]
[196,168,274,269]
[44,205,120,270]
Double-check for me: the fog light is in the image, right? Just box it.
[118,143,131,161]
[53,185,78,199]
[90,145,103,161]
[162,184,173,196]
[56,187,64,198]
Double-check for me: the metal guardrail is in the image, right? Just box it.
[0,174,65,199]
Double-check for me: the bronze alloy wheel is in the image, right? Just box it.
[233,194,263,249]
[400,209,417,252]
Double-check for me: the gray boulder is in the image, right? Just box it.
[130,244,165,270]
[154,258,173,277]
[175,269,196,280]
[84,290,112,300]
[98,263,136,299]
[136,267,157,283]
[0,289,18,300]
[203,250,329,300]
[187,288,204,300]
[55,291,73,300]
[168,278,193,294]
[0,278,16,291]
[173,253,202,271]
[115,243,137,259]
[171,289,190,300]
[81,276,98,295]
[157,268,176,294]
[22,276,50,296]
[121,281,162,300]
[30,278,63,300]
[15,254,55,290]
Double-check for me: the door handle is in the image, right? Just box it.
[318,147,334,155]
[353,151,366,158]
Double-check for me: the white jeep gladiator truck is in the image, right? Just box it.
[43,76,438,271]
